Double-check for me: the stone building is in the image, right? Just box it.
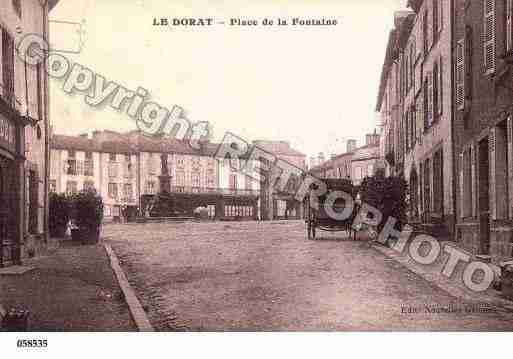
[251,140,307,220]
[51,130,262,221]
[0,0,59,267]
[351,134,381,186]
[376,0,455,238]
[453,0,513,263]
[309,134,380,186]
[50,131,306,222]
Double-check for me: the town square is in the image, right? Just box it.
[1,1,513,351]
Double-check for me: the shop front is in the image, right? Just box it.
[0,100,27,267]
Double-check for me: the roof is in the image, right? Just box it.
[309,159,334,173]
[51,131,300,160]
[51,135,99,152]
[310,140,380,173]
[252,140,305,158]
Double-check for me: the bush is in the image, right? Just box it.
[70,189,104,243]
[359,172,408,234]
[49,193,71,237]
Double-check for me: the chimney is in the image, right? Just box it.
[330,154,337,160]
[318,152,325,164]
[347,139,357,153]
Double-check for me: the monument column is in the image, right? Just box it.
[159,154,171,193]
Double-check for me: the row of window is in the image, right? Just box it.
[400,55,443,156]
[65,151,217,178]
[409,148,444,219]
[64,159,94,177]
[174,169,216,188]
[67,150,94,159]
[51,180,96,195]
[353,164,375,181]
[64,159,136,178]
[459,118,511,220]
[108,183,134,200]
[456,0,513,110]
[399,0,444,101]
[229,174,254,191]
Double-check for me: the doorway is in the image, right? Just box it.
[0,157,15,267]
[478,137,490,255]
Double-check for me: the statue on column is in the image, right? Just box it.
[159,154,171,193]
[161,154,169,176]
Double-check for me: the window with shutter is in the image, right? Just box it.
[438,56,443,116]
[423,12,429,55]
[1,28,15,106]
[410,42,415,87]
[416,96,423,143]
[108,183,118,199]
[438,0,443,33]
[483,0,496,74]
[427,72,433,126]
[456,39,465,110]
[76,160,84,176]
[433,62,439,121]
[459,153,465,218]
[471,143,476,217]
[405,56,408,95]
[490,129,497,219]
[423,79,429,130]
[465,26,473,100]
[405,112,410,151]
[410,106,417,148]
[507,0,513,53]
[433,0,439,43]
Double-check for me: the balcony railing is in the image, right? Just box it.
[169,186,259,197]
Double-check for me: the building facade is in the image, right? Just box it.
[51,131,305,222]
[376,0,455,238]
[0,0,58,267]
[251,140,307,220]
[309,134,380,187]
[453,0,513,263]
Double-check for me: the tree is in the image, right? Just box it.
[359,172,408,235]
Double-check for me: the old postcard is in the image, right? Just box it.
[1,0,513,356]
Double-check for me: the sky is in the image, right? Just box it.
[49,0,407,158]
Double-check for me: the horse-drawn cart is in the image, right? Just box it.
[305,178,359,240]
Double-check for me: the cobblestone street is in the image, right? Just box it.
[105,221,513,331]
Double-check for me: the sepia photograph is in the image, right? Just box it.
[1,0,513,357]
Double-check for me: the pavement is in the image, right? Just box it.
[0,239,136,331]
[372,235,513,312]
[105,220,513,331]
